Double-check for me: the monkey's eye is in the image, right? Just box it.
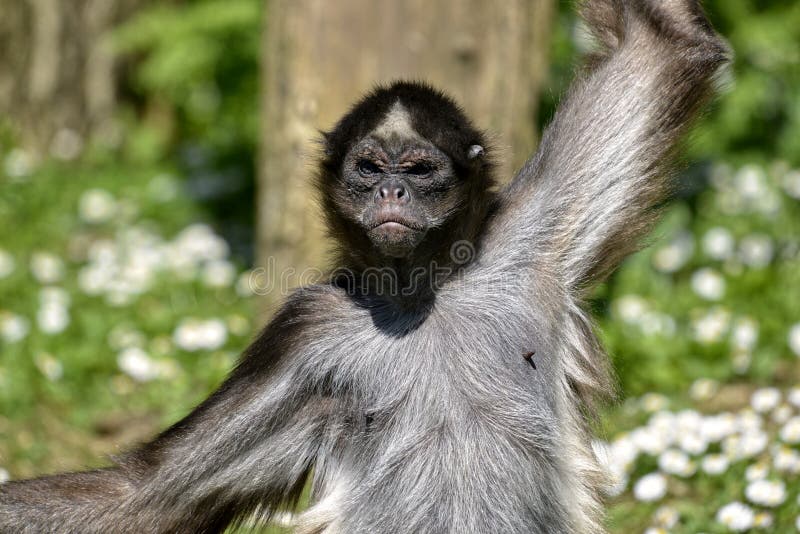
[406,163,433,176]
[357,160,381,175]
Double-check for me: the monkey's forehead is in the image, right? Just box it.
[369,102,424,143]
[323,81,487,168]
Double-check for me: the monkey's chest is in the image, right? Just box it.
[308,298,566,532]
[337,295,559,437]
[336,289,558,405]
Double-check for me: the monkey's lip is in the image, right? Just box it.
[370,216,423,231]
[374,221,414,231]
[373,221,412,232]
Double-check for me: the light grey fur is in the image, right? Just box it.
[371,102,422,142]
[0,1,729,533]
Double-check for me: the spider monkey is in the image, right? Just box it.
[0,1,729,532]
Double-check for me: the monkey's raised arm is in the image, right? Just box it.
[492,0,729,293]
[0,290,333,533]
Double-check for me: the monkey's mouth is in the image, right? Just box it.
[370,213,424,231]
[375,221,411,232]
[367,215,426,257]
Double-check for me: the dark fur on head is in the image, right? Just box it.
[317,81,497,278]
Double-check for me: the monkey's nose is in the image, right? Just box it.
[377,181,409,204]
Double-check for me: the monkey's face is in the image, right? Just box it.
[338,136,462,258]
[321,93,493,264]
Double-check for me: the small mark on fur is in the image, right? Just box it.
[523,351,536,369]
[365,413,374,431]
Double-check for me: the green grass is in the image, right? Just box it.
[0,159,254,475]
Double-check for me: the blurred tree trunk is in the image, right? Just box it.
[0,0,142,157]
[258,0,554,309]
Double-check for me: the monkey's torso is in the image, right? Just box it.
[291,263,578,534]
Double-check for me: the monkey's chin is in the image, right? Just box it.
[368,223,426,258]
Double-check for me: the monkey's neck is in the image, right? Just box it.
[331,250,467,307]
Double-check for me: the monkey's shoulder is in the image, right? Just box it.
[259,279,563,378]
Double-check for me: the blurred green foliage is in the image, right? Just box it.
[113,0,262,261]
[114,0,260,165]
[0,161,255,476]
[696,0,800,165]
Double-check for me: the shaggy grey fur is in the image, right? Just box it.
[0,1,728,532]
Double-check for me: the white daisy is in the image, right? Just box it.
[78,189,117,224]
[689,378,719,402]
[702,227,735,260]
[4,148,36,178]
[613,295,649,324]
[787,387,800,408]
[716,502,755,532]
[36,302,69,334]
[658,449,695,477]
[652,505,679,529]
[633,472,667,502]
[692,308,731,344]
[641,393,670,413]
[118,347,159,382]
[744,462,769,482]
[731,317,758,351]
[202,260,236,288]
[753,511,773,529]
[30,251,64,284]
[772,446,800,474]
[0,249,15,279]
[788,324,800,358]
[745,479,786,507]
[0,313,30,343]
[701,454,729,475]
[738,234,774,268]
[691,268,726,301]
[782,169,800,198]
[780,416,800,444]
[751,388,781,413]
[173,318,228,352]
[678,432,708,455]
[652,232,694,273]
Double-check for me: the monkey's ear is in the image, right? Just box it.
[467,144,484,160]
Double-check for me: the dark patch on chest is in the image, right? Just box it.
[522,350,537,369]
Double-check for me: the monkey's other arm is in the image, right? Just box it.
[492,0,729,293]
[0,288,335,534]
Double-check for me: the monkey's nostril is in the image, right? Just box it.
[377,182,408,203]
